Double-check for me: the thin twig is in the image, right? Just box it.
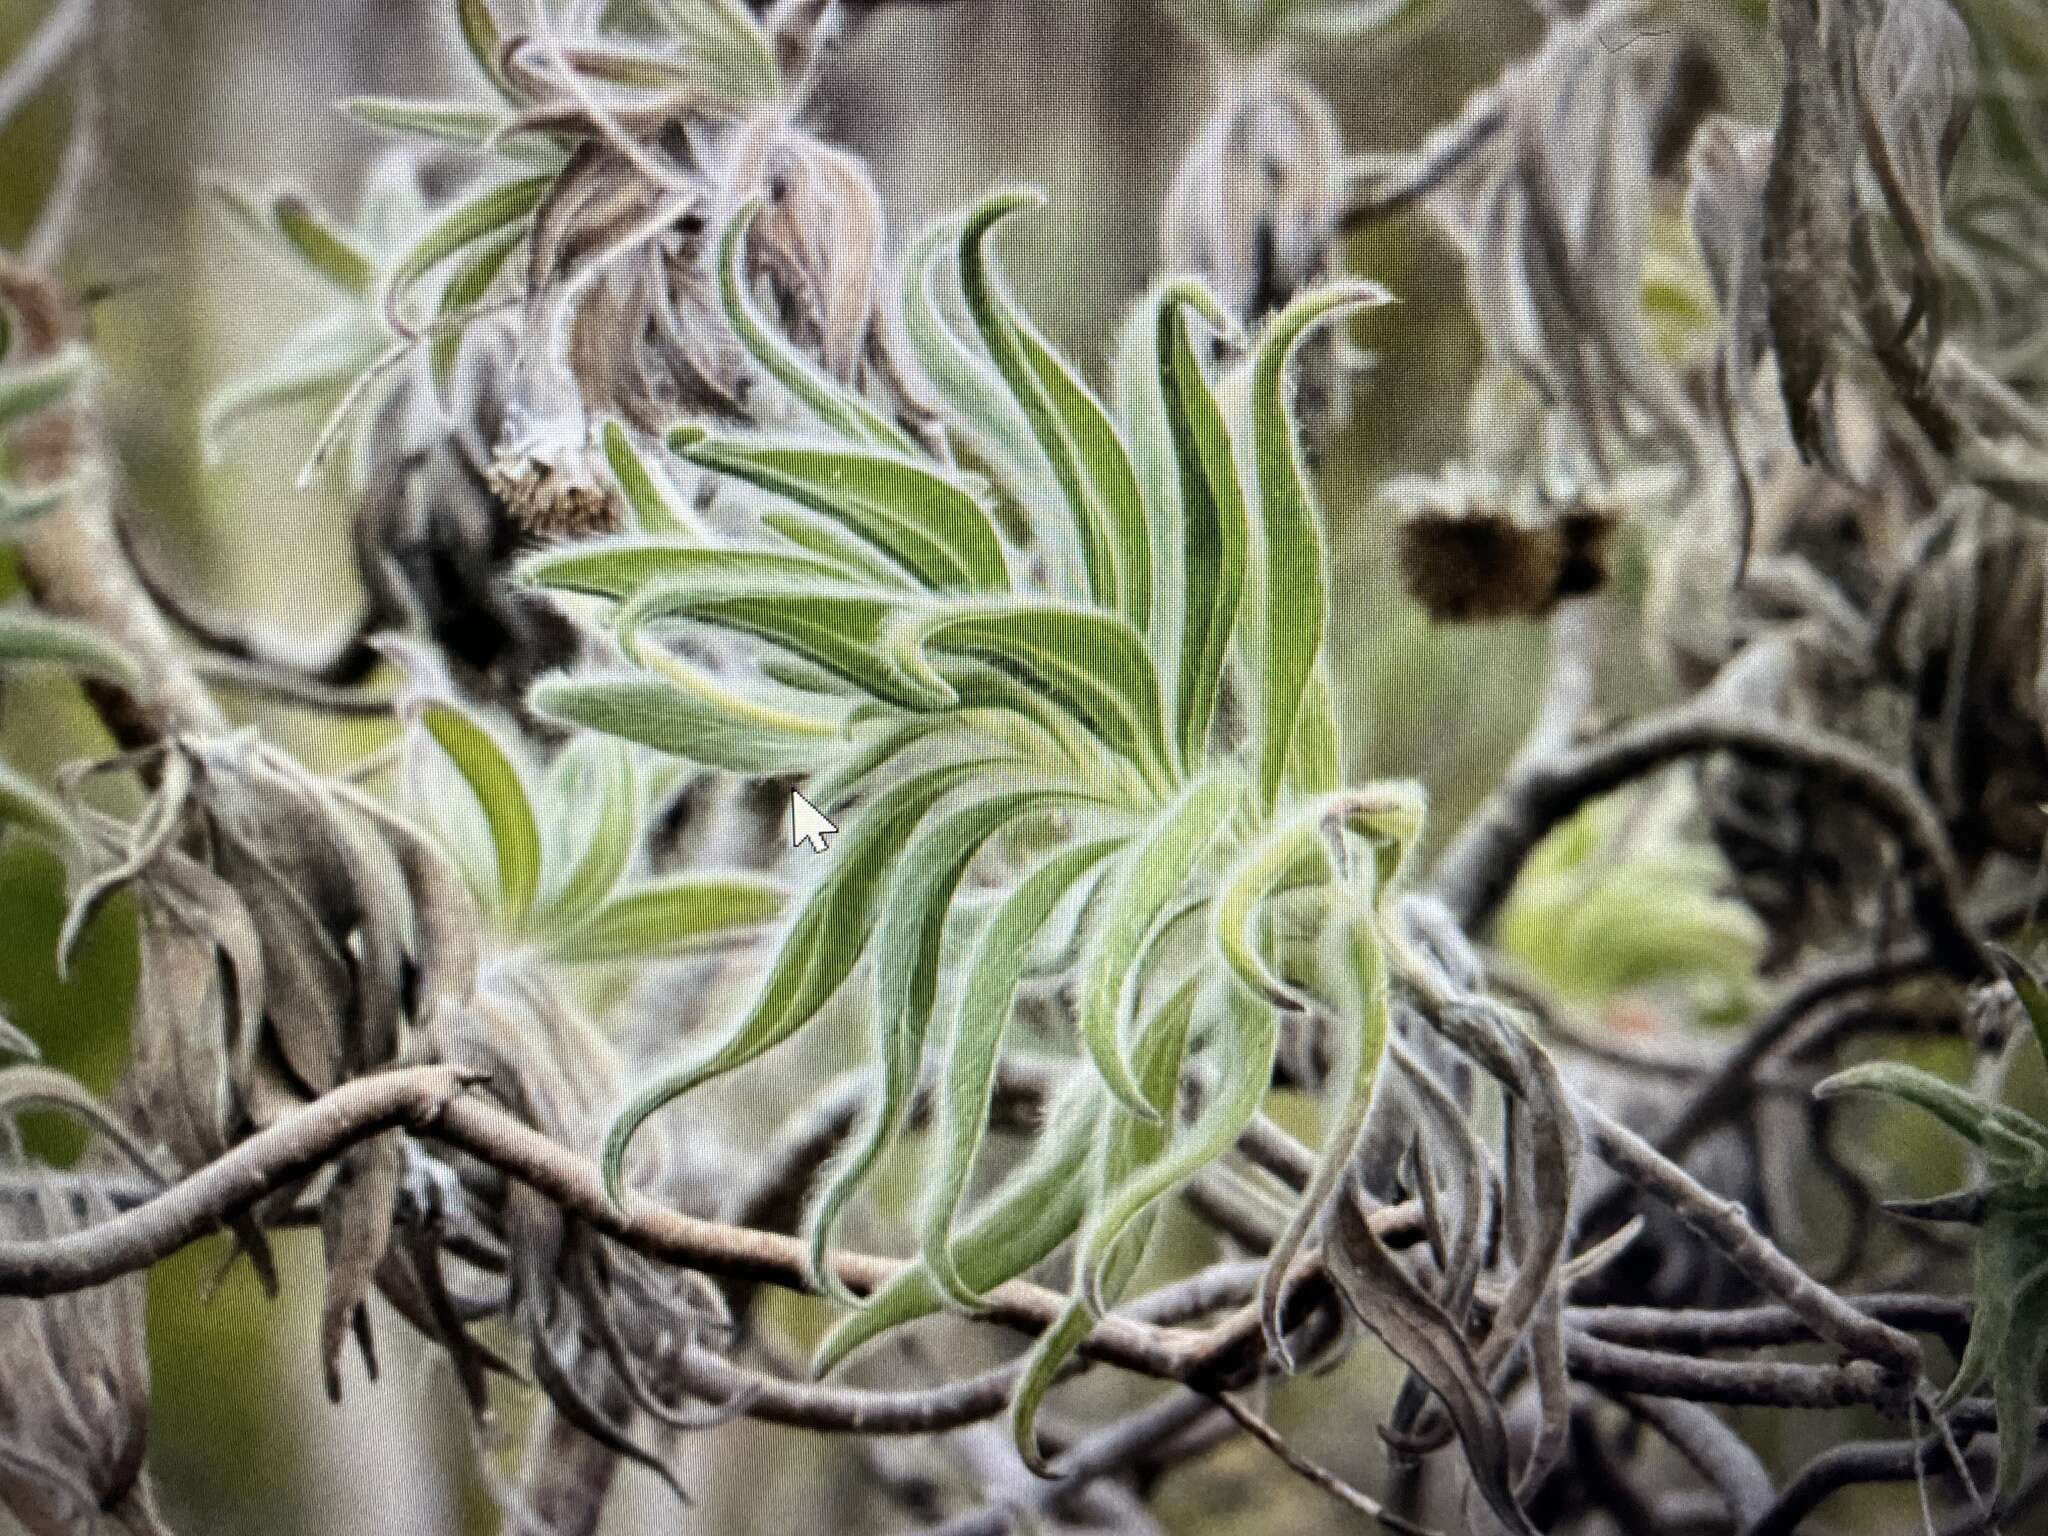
[1215,1389,1436,1535]
[1579,1103,1923,1384]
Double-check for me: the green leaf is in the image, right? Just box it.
[346,98,517,149]
[386,173,551,328]
[1078,976,1267,1314]
[958,191,1147,621]
[760,510,912,588]
[455,0,521,100]
[0,757,79,856]
[886,600,1173,789]
[1157,282,1249,773]
[602,422,695,537]
[1260,897,1392,1365]
[899,220,1057,515]
[271,194,376,296]
[536,740,638,931]
[1285,665,1343,797]
[716,202,915,452]
[1078,769,1242,1118]
[1213,812,1334,1011]
[647,0,781,103]
[622,580,948,712]
[671,429,1009,593]
[521,535,849,603]
[0,345,89,432]
[1014,978,1200,1471]
[420,701,544,923]
[601,759,983,1203]
[0,609,142,689]
[532,646,851,777]
[431,225,526,396]
[921,837,1125,1306]
[550,873,785,965]
[805,788,1096,1295]
[1247,283,1385,811]
[814,1075,1099,1377]
[1816,1061,2048,1159]
[202,319,386,464]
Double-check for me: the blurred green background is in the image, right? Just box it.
[0,1,1743,1530]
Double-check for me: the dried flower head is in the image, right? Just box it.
[1426,2,1702,476]
[403,969,734,1498]
[0,1149,165,1536]
[1163,69,1358,430]
[1386,464,1622,623]
[59,734,481,1385]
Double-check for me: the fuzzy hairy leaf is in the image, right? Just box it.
[921,837,1125,1306]
[602,760,983,1202]
[1247,283,1385,810]
[420,701,544,923]
[533,650,850,777]
[0,758,79,856]
[1078,769,1243,1118]
[385,173,551,327]
[1079,976,1279,1313]
[521,536,847,601]
[717,201,913,451]
[1156,283,1248,772]
[0,609,142,689]
[958,191,1142,619]
[671,428,1010,593]
[602,422,695,537]
[1012,977,1198,1470]
[815,1076,1100,1377]
[622,580,950,712]
[536,740,638,932]
[884,600,1173,787]
[805,788,1097,1294]
[550,873,785,965]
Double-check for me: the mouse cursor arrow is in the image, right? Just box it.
[790,790,837,854]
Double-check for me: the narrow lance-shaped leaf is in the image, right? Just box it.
[1260,896,1393,1368]
[1077,769,1242,1119]
[922,837,1126,1307]
[536,740,638,932]
[957,191,1124,615]
[521,536,848,601]
[1012,977,1199,1472]
[620,579,948,712]
[672,427,1010,593]
[899,219,1058,520]
[456,0,522,101]
[806,788,1097,1297]
[420,701,544,923]
[385,173,551,329]
[1213,811,1336,1012]
[431,225,526,396]
[533,642,850,778]
[602,760,984,1203]
[885,600,1174,789]
[1157,282,1249,772]
[551,873,785,966]
[271,194,376,296]
[1816,1060,2048,1158]
[0,609,142,689]
[814,1076,1101,1378]
[602,421,696,537]
[716,200,915,452]
[1079,973,1281,1315]
[1247,283,1387,811]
